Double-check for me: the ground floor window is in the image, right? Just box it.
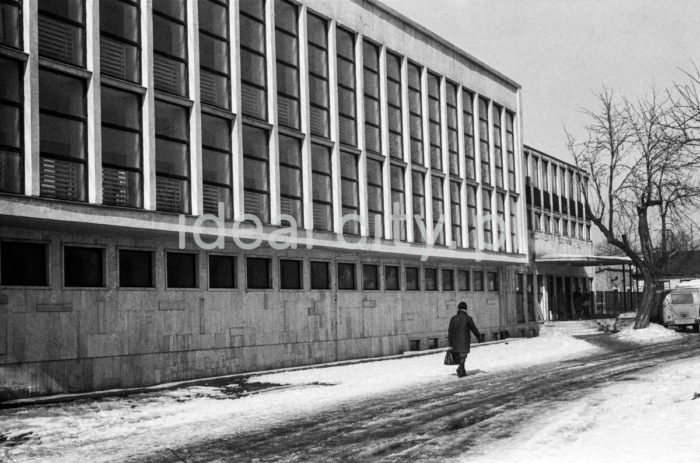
[1,241,48,286]
[64,246,104,288]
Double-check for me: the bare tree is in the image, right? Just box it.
[567,87,700,329]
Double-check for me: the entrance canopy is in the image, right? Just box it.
[535,254,632,267]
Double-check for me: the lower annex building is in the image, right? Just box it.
[0,0,591,399]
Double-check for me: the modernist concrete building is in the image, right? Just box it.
[522,146,597,321]
[0,0,594,399]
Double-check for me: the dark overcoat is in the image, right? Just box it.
[448,309,481,354]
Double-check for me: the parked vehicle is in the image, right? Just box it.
[662,280,700,332]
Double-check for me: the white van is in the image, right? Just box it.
[662,280,700,331]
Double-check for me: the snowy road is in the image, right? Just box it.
[127,334,700,463]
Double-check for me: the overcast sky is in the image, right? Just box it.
[381,0,700,162]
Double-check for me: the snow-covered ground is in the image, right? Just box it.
[1,325,697,463]
[466,355,700,463]
[0,334,600,462]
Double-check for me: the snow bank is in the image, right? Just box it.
[614,323,683,343]
[464,356,700,463]
[0,335,601,463]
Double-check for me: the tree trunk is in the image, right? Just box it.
[633,278,657,329]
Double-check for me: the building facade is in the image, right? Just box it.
[523,146,595,321]
[0,0,551,399]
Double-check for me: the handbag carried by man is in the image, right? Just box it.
[444,349,456,365]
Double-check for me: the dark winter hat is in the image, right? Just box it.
[458,301,467,311]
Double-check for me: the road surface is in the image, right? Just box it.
[128,334,700,462]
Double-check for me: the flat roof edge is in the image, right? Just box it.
[356,0,521,91]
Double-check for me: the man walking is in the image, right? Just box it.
[448,302,481,378]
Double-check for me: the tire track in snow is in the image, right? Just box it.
[130,336,700,462]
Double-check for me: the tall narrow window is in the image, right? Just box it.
[307,13,329,138]
[199,0,231,108]
[390,164,406,241]
[458,269,470,291]
[362,264,379,290]
[496,192,505,251]
[0,56,23,194]
[385,265,399,290]
[525,150,531,207]
[450,181,461,248]
[243,124,270,223]
[532,156,541,208]
[201,114,232,218]
[427,72,441,171]
[576,173,584,220]
[583,176,591,226]
[405,266,419,290]
[152,0,187,96]
[239,0,267,119]
[386,51,403,159]
[341,150,359,234]
[39,70,87,201]
[38,0,86,67]
[431,175,444,245]
[337,262,356,290]
[560,165,567,215]
[155,100,190,213]
[0,0,22,49]
[542,160,550,210]
[493,104,503,188]
[425,267,437,291]
[446,82,459,175]
[463,89,476,180]
[310,260,330,289]
[363,40,381,155]
[407,62,423,165]
[100,0,141,83]
[506,111,516,190]
[336,27,356,146]
[510,195,518,252]
[101,86,143,208]
[552,166,559,213]
[412,170,425,244]
[515,273,525,323]
[479,97,490,184]
[486,272,498,291]
[568,169,575,218]
[367,158,384,238]
[482,189,492,248]
[473,270,484,291]
[442,268,454,291]
[279,134,303,226]
[311,143,332,231]
[467,185,477,249]
[275,0,299,129]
